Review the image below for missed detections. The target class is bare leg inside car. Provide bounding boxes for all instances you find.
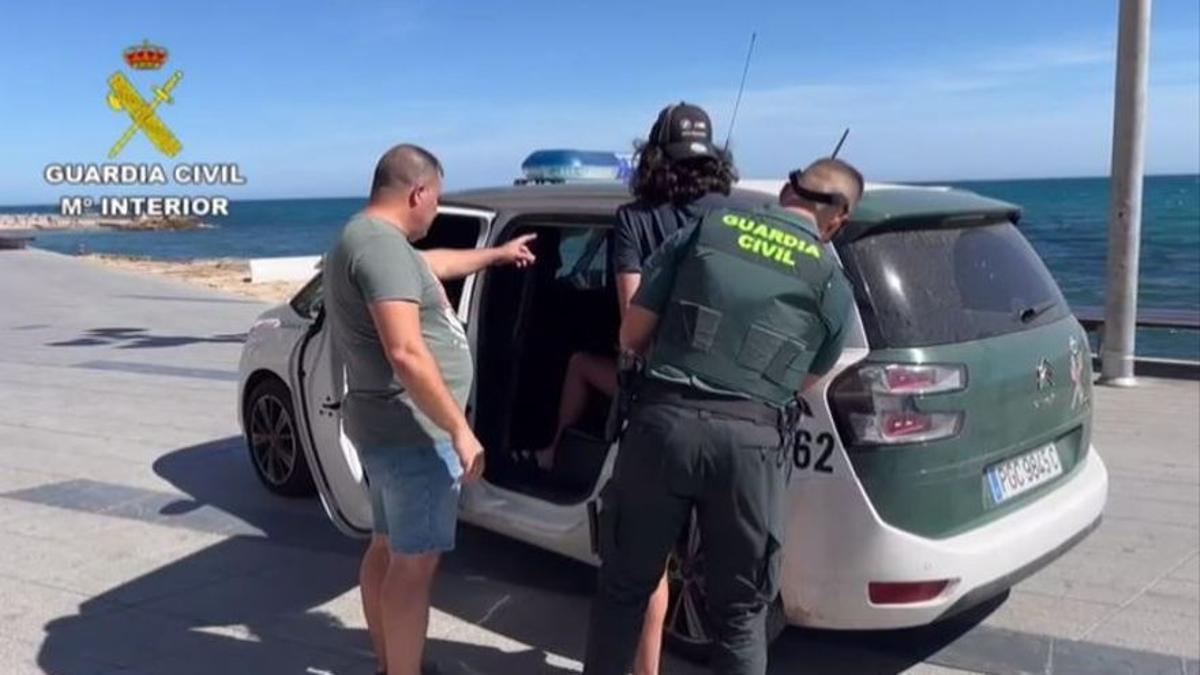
[633,570,670,675]
[535,352,617,469]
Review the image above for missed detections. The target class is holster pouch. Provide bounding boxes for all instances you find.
[604,367,642,443]
[595,480,620,561]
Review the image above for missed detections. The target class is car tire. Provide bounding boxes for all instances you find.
[244,377,315,497]
[664,512,787,662]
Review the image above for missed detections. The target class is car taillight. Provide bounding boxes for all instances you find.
[859,363,965,395]
[830,362,966,447]
[849,410,963,444]
[868,579,955,605]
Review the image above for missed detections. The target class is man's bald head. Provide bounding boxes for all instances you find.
[365,144,444,239]
[369,144,444,203]
[796,157,864,212]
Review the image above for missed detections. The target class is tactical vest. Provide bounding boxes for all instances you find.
[645,205,836,406]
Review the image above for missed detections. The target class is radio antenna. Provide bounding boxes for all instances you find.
[723,31,757,151]
[830,127,851,158]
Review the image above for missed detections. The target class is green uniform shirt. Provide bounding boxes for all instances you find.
[633,208,853,396]
[324,214,474,448]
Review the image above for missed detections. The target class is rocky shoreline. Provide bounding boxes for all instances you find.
[0,213,209,232]
[81,254,306,303]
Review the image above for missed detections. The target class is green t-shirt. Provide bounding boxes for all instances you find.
[324,214,474,448]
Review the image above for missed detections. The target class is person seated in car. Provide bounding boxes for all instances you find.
[530,100,737,675]
[534,157,864,471]
[532,102,739,472]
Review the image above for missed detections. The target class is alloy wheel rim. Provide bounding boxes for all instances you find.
[666,514,712,646]
[249,394,296,486]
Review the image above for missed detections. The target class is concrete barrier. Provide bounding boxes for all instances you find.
[248,255,321,283]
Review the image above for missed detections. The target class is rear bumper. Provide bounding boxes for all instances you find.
[779,446,1109,629]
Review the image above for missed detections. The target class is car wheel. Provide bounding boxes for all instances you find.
[664,512,787,662]
[244,377,315,497]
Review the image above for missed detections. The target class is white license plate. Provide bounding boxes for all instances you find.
[986,444,1063,505]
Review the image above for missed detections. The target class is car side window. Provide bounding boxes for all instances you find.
[290,273,323,319]
[414,213,487,308]
[556,227,609,289]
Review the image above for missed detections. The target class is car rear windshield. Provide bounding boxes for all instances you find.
[837,221,1069,348]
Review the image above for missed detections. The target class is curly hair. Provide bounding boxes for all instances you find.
[629,142,739,204]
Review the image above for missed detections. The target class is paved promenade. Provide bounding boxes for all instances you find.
[0,249,1196,674]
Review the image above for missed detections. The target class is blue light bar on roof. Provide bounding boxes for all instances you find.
[517,149,631,185]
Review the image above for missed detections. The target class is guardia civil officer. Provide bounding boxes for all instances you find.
[542,101,741,675]
[583,158,864,675]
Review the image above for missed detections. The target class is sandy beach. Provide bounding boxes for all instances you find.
[83,254,307,303]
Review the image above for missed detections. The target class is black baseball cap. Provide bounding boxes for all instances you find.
[648,102,720,161]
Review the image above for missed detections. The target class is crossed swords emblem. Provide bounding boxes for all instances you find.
[106,70,184,158]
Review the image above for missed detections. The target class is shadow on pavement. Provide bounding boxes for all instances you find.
[47,326,247,349]
[36,437,579,674]
[36,435,1005,674]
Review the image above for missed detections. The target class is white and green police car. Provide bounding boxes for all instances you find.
[236,153,1107,655]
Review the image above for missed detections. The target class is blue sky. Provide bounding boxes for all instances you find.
[0,0,1197,203]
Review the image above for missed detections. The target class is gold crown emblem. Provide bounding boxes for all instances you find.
[123,39,168,70]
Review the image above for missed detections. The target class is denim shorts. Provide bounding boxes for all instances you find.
[358,441,463,554]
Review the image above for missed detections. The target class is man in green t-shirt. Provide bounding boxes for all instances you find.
[324,144,534,675]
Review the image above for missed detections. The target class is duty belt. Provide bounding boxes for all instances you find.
[636,379,792,428]
[636,380,805,460]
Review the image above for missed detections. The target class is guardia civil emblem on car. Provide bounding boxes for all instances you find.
[1035,358,1054,391]
[1069,336,1089,410]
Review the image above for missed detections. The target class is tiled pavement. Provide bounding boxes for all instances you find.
[1,249,1196,674]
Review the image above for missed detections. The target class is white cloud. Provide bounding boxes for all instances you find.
[980,43,1114,73]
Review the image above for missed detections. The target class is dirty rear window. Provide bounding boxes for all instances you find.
[837,221,1069,348]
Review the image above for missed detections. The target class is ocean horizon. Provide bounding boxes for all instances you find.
[5,174,1198,360]
[2,172,1198,211]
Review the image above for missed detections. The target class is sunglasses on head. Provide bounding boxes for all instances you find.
[788,169,848,209]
